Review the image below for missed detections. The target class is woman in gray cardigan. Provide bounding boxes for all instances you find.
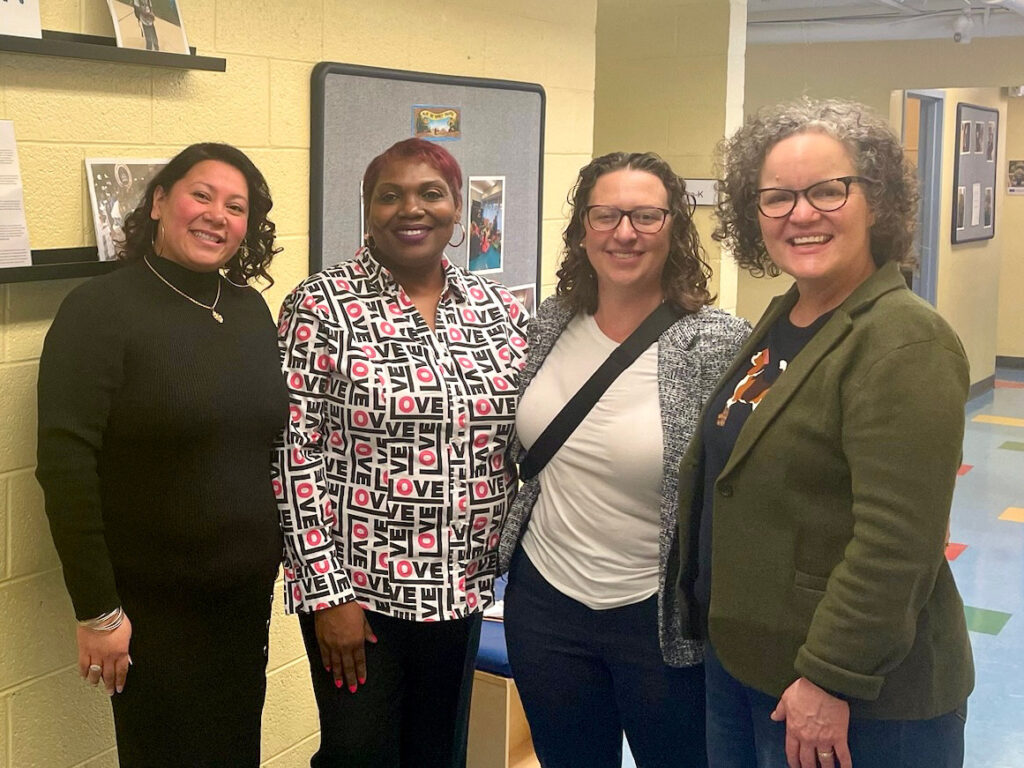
[498,152,749,768]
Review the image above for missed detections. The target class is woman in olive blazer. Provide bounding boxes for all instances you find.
[678,99,973,768]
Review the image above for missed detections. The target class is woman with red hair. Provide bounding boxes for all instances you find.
[274,138,528,767]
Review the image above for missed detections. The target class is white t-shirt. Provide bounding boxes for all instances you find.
[518,312,663,610]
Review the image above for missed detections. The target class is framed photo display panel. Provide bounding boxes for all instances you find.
[310,62,543,296]
[952,103,998,244]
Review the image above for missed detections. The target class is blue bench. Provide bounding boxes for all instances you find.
[467,575,538,768]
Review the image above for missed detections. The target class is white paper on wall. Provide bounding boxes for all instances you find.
[0,121,32,269]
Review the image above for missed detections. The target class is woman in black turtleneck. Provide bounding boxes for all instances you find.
[36,143,288,766]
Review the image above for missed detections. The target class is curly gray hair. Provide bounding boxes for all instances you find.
[712,97,918,277]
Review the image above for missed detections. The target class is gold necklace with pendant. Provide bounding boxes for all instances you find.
[144,256,224,323]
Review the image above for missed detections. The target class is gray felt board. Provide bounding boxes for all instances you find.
[310,62,544,293]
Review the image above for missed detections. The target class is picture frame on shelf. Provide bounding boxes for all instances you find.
[0,0,42,39]
[105,0,190,55]
[86,158,168,261]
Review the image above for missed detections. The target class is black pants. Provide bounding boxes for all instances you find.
[110,580,275,767]
[300,609,483,768]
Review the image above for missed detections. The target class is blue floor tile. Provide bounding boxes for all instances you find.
[950,370,1024,767]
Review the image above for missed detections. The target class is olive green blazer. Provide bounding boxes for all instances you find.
[675,262,974,719]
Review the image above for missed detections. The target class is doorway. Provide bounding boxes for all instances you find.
[903,90,944,306]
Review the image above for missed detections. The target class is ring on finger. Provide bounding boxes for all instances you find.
[817,749,835,760]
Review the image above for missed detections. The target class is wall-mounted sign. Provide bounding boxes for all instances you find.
[684,178,719,207]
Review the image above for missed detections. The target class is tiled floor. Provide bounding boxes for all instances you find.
[621,367,1024,767]
[952,367,1024,767]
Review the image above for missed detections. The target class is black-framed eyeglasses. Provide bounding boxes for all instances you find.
[585,205,671,233]
[755,176,879,218]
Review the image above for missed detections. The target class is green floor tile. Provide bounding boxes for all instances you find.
[963,606,1012,635]
[999,441,1024,452]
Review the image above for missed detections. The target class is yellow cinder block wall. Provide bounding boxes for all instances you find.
[0,2,597,766]
[741,38,1020,384]
[933,87,1006,387]
[593,0,745,310]
[1000,96,1024,360]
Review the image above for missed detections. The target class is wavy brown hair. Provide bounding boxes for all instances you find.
[119,142,281,286]
[712,97,918,277]
[556,152,713,315]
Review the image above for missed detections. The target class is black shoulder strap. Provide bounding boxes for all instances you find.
[520,302,680,481]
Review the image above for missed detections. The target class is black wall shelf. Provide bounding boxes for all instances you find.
[0,29,225,284]
[1,248,119,285]
[0,30,226,71]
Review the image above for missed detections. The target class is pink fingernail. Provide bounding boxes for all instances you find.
[324,664,331,671]
[334,679,342,689]
[348,684,357,693]
[358,675,366,685]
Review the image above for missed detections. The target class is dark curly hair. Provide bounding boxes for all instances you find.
[712,97,918,277]
[556,152,713,315]
[119,142,281,286]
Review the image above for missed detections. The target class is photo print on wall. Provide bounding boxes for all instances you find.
[508,283,536,316]
[412,106,461,141]
[1009,160,1024,195]
[467,176,504,274]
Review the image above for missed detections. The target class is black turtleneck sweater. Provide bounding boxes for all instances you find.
[36,257,289,619]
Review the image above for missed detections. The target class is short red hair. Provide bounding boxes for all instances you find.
[362,138,463,219]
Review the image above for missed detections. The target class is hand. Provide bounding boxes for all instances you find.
[77,614,132,695]
[313,602,377,693]
[770,677,853,768]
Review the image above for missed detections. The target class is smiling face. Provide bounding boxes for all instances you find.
[150,159,249,273]
[583,168,671,304]
[758,132,876,296]
[367,158,460,279]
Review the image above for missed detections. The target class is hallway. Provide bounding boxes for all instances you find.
[953,368,1024,766]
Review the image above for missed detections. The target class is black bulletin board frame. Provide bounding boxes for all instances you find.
[951,102,998,244]
[309,62,544,294]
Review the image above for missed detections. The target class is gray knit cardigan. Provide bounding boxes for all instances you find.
[498,295,750,667]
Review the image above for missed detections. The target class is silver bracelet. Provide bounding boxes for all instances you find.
[77,607,125,632]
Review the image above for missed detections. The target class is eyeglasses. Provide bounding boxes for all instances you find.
[755,176,879,218]
[585,205,671,233]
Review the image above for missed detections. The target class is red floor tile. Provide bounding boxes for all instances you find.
[994,380,1024,389]
[946,542,968,561]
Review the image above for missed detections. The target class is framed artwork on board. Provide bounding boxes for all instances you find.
[951,103,998,244]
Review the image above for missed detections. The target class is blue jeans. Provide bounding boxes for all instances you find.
[504,550,707,768]
[704,642,967,767]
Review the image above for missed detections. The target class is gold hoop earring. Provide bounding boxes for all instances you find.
[151,222,164,255]
[448,221,467,249]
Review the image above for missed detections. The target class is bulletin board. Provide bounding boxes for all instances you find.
[310,62,545,298]
[951,102,998,244]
